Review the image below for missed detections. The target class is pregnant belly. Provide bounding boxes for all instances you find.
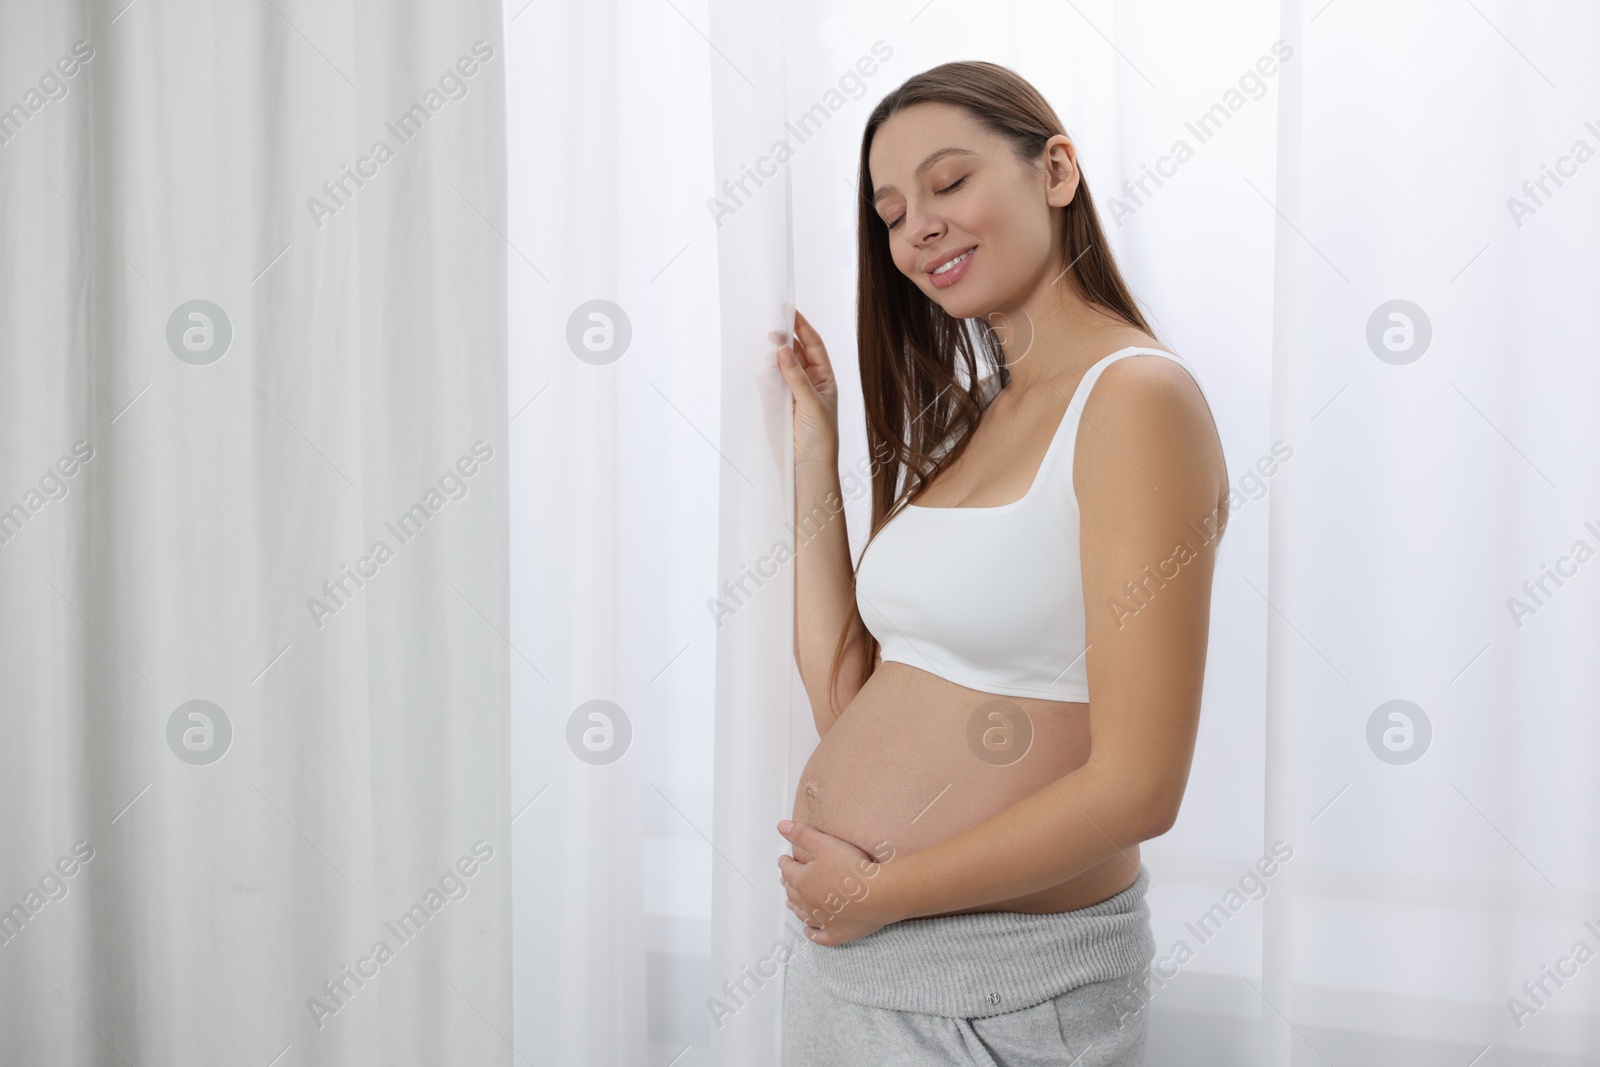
[791,661,1139,915]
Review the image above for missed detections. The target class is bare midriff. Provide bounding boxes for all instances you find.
[791,659,1138,917]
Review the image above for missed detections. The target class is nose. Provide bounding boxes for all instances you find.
[907,226,947,272]
[900,202,946,251]
[910,217,945,248]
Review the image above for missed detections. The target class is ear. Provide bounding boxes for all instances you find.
[1042,133,1080,208]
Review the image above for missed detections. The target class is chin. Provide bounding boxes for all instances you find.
[930,290,990,322]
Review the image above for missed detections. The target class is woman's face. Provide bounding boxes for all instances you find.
[868,102,1075,321]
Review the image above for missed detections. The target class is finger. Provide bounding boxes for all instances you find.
[792,313,828,361]
[793,310,823,350]
[788,902,820,928]
[783,821,822,854]
[793,337,828,377]
[785,332,814,372]
[792,341,832,386]
[776,346,821,401]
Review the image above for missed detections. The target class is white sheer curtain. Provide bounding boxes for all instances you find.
[10,0,1591,1064]
[506,0,1275,1060]
[506,2,1600,1064]
[1263,1,1600,1062]
[0,2,511,1065]
[505,0,796,1062]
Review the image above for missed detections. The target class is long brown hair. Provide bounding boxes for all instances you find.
[825,60,1157,715]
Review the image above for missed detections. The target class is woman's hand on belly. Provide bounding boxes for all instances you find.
[776,819,901,946]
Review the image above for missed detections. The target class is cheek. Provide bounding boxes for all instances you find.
[888,243,928,287]
[887,238,917,277]
[970,206,1046,285]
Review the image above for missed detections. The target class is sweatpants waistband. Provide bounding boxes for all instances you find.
[792,864,1154,1019]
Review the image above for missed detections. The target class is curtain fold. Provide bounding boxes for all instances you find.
[506,1,644,1064]
[503,0,766,1063]
[1263,0,1600,1061]
[705,1,798,1065]
[0,2,510,1064]
[9,2,1598,1064]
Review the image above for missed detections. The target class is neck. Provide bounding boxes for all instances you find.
[986,276,1131,392]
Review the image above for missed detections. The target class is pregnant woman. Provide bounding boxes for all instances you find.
[774,61,1228,1066]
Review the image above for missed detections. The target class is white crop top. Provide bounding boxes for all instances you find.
[854,347,1209,702]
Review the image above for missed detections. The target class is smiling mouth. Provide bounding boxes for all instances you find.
[927,246,975,289]
[929,247,974,275]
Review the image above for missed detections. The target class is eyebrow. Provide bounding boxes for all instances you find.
[871,147,978,206]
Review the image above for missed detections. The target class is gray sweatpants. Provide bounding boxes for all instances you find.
[782,865,1155,1066]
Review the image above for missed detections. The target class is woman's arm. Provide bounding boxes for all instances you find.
[793,447,875,737]
[779,355,1227,933]
[779,310,873,739]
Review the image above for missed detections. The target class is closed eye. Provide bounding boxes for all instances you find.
[885,177,966,231]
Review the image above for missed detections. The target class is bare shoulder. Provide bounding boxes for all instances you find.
[1094,348,1203,406]
[1083,350,1214,436]
[1074,351,1226,507]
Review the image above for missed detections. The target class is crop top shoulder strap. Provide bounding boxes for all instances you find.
[999,345,1210,519]
[1050,346,1210,490]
